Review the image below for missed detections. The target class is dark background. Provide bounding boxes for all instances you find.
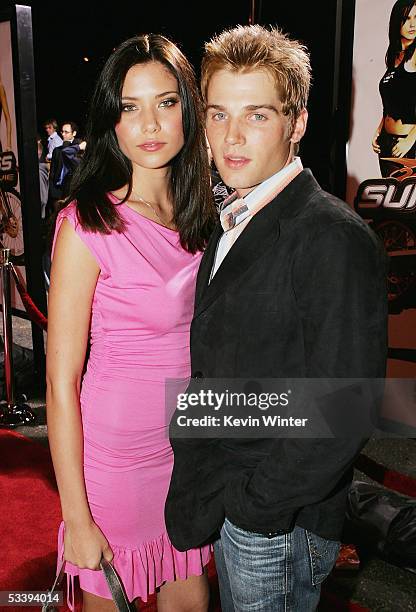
[24,0,352,194]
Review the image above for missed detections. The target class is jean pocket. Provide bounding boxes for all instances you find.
[223,518,292,595]
[305,530,340,586]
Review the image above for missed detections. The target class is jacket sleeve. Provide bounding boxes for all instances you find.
[48,146,60,186]
[61,144,81,171]
[224,218,388,533]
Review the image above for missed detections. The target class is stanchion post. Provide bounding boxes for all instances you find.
[0,248,36,427]
[2,249,16,408]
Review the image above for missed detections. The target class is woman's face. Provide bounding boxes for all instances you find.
[401,4,416,42]
[115,61,184,171]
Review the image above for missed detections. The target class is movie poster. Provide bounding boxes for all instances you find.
[346,0,416,374]
[0,19,25,312]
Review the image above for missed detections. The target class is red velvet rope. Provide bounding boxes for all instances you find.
[10,264,47,331]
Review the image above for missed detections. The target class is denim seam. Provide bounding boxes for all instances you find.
[305,529,317,586]
[284,530,292,611]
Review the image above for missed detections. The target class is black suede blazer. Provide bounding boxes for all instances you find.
[165,169,388,550]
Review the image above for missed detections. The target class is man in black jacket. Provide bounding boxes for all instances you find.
[165,25,388,611]
[47,121,80,215]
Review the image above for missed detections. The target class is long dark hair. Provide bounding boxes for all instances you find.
[66,34,215,253]
[386,0,416,68]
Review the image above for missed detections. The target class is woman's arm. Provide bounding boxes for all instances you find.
[46,219,113,569]
[372,117,384,154]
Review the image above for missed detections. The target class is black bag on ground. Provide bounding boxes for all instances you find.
[345,480,416,573]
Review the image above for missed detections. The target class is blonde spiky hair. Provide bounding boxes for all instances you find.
[201,24,311,131]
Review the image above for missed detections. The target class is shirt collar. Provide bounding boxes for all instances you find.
[220,157,303,232]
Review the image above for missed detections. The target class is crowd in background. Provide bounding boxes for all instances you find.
[37,118,86,287]
[38,118,86,218]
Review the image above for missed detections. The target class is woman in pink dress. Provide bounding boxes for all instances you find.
[46,34,215,611]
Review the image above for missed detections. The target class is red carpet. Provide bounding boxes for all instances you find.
[0,430,220,611]
[1,429,396,611]
[0,430,62,611]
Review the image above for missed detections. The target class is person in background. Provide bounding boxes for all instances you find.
[46,33,215,611]
[37,135,51,290]
[59,138,87,197]
[37,135,49,218]
[47,121,79,214]
[44,118,63,161]
[166,24,388,611]
[372,0,416,177]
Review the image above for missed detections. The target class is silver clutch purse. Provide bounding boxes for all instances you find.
[41,556,132,612]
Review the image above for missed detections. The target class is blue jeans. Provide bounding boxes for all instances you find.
[213,518,340,611]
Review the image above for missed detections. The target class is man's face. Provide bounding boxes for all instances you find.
[205,68,307,197]
[45,123,55,136]
[61,124,75,142]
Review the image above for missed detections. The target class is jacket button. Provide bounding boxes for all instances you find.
[193,371,204,379]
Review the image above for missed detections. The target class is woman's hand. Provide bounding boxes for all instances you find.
[64,519,113,570]
[391,133,416,157]
[372,130,381,154]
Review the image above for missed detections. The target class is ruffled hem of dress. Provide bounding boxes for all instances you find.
[57,521,212,607]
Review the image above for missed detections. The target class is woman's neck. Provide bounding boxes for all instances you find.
[401,37,414,51]
[130,168,171,206]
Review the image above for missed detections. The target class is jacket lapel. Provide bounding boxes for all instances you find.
[195,169,321,317]
[194,201,280,316]
[195,222,223,307]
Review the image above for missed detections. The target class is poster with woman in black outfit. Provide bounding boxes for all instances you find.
[372,0,416,178]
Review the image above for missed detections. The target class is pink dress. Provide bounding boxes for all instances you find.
[52,197,210,607]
